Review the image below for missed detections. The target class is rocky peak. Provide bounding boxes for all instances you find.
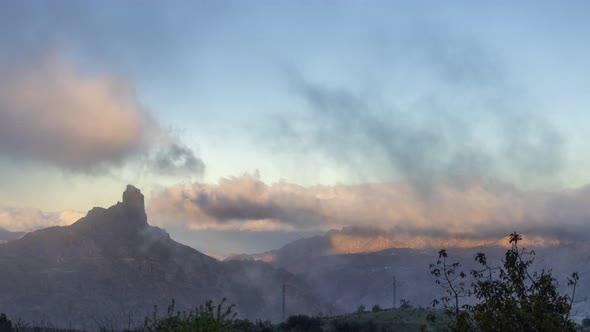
[122,185,145,211]
[71,185,148,233]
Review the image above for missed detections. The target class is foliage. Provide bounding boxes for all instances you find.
[356,305,366,314]
[0,307,447,332]
[280,315,322,332]
[326,308,444,332]
[232,319,274,332]
[429,249,471,331]
[0,314,12,332]
[144,298,237,332]
[583,317,590,328]
[400,299,413,310]
[371,305,382,313]
[430,232,579,332]
[329,319,377,332]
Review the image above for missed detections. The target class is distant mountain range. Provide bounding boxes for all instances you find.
[226,230,447,311]
[2,185,590,328]
[0,227,24,243]
[0,186,330,329]
[227,229,590,319]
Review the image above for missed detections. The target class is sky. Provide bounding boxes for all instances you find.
[1,1,590,254]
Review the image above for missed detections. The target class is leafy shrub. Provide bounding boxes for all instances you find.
[330,319,378,332]
[231,319,274,332]
[400,299,413,310]
[144,298,237,332]
[430,232,579,331]
[281,315,322,332]
[0,313,12,332]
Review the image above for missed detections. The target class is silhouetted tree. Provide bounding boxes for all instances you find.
[400,299,413,310]
[430,232,579,331]
[0,313,12,332]
[429,249,471,331]
[371,304,382,312]
[356,305,366,314]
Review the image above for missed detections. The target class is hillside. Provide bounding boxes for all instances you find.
[229,230,590,318]
[0,186,330,329]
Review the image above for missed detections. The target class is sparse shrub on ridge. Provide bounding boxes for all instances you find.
[144,298,237,332]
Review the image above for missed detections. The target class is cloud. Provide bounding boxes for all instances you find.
[149,141,206,176]
[148,173,590,245]
[148,172,318,232]
[270,27,564,192]
[0,207,84,231]
[0,54,204,175]
[284,75,562,193]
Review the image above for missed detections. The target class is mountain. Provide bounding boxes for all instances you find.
[229,229,590,318]
[0,227,24,243]
[228,234,443,311]
[0,186,330,329]
[226,228,435,274]
[226,227,530,273]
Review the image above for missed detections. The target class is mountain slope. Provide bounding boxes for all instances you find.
[230,230,590,316]
[0,186,329,328]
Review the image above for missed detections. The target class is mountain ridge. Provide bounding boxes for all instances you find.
[226,228,590,315]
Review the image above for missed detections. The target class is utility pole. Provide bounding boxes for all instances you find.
[282,283,286,321]
[393,276,397,309]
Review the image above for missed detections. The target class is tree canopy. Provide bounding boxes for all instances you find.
[430,232,578,332]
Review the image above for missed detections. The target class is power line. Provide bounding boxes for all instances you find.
[393,276,397,309]
[282,283,286,322]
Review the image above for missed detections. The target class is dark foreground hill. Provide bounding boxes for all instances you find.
[0,186,329,329]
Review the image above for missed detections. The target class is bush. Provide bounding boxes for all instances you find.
[0,313,12,332]
[371,304,382,313]
[400,299,413,310]
[356,305,366,314]
[430,232,578,331]
[330,319,378,332]
[144,298,237,332]
[282,315,322,332]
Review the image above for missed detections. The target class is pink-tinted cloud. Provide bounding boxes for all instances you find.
[148,173,590,245]
[0,54,203,175]
[0,206,84,231]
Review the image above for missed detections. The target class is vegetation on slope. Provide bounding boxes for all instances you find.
[0,233,587,331]
[430,232,580,331]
